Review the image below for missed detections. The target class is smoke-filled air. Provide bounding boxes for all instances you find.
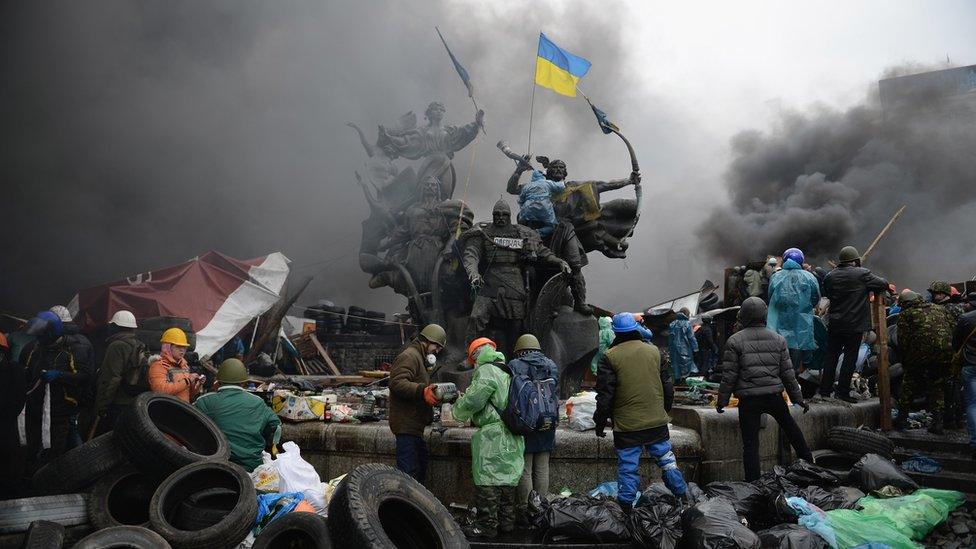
[1,1,973,314]
[698,67,976,289]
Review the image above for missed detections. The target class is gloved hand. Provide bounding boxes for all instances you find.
[797,401,810,414]
[469,275,483,292]
[595,425,606,438]
[715,405,725,414]
[41,370,62,382]
[423,385,440,407]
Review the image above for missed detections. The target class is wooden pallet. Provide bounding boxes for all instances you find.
[290,332,341,376]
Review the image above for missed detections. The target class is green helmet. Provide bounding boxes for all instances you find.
[216,358,249,384]
[838,246,860,263]
[928,281,951,295]
[418,323,447,347]
[514,334,541,353]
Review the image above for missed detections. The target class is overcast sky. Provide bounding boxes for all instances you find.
[1,1,973,315]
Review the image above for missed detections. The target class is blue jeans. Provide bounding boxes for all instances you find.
[615,439,687,506]
[395,434,428,484]
[962,366,976,446]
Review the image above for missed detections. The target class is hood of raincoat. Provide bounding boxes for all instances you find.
[782,258,802,270]
[738,297,767,328]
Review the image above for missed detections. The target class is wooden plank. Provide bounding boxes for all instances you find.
[308,333,342,376]
[873,297,892,431]
[861,205,906,263]
[244,276,313,365]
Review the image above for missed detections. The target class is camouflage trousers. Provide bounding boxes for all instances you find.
[899,362,947,413]
[473,485,517,534]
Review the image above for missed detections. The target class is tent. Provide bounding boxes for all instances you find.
[69,251,290,358]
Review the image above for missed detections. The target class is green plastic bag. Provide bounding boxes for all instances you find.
[857,488,964,540]
[825,509,918,549]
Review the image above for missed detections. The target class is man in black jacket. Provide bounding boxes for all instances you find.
[819,246,889,402]
[717,297,812,481]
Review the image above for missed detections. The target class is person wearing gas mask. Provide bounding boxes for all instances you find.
[388,323,447,484]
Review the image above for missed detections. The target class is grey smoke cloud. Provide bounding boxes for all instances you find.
[697,73,976,288]
[1,1,672,315]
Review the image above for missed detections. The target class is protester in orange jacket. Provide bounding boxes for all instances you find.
[149,328,201,402]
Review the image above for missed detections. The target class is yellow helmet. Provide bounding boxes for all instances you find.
[160,327,189,347]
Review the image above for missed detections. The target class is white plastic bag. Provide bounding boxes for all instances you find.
[249,452,280,493]
[274,441,327,514]
[567,391,597,431]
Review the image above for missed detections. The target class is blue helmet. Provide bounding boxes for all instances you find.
[611,312,638,333]
[783,247,804,265]
[27,311,64,338]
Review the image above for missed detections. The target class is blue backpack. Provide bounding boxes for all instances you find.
[496,355,559,436]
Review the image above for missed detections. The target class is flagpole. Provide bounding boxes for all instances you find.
[527,66,537,156]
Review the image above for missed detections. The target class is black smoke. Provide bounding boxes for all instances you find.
[697,67,976,289]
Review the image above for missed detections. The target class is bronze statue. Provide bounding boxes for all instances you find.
[461,198,570,355]
[378,102,483,200]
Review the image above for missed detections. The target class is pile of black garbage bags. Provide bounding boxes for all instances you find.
[527,455,920,549]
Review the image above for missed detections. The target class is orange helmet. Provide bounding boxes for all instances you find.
[0,332,7,349]
[467,337,497,366]
[632,313,644,324]
[951,286,961,297]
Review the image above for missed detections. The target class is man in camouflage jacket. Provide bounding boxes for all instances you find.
[896,290,955,434]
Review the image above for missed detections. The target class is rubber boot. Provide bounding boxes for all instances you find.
[928,411,945,435]
[570,272,593,315]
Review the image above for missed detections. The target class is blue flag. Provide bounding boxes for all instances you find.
[436,27,473,98]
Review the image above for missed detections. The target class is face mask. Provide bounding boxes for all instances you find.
[426,354,437,366]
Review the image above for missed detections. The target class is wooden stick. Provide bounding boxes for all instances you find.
[308,332,342,376]
[244,276,313,365]
[873,297,892,431]
[861,205,906,263]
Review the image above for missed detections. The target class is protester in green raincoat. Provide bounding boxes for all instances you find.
[453,348,524,540]
[590,316,615,374]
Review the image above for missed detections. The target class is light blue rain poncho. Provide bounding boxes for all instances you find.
[767,259,821,351]
[669,312,699,381]
[517,170,565,237]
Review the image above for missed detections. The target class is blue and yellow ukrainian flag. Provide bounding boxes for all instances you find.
[534,33,591,97]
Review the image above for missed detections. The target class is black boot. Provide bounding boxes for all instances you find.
[893,409,908,430]
[570,272,593,315]
[928,411,945,435]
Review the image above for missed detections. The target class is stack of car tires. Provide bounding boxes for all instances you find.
[5,392,332,548]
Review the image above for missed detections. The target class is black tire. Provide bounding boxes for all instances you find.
[20,520,65,549]
[115,393,230,478]
[0,495,88,534]
[827,426,894,459]
[30,434,126,495]
[148,461,256,549]
[253,513,332,549]
[72,526,170,549]
[327,463,468,549]
[811,449,861,481]
[88,466,158,529]
[170,488,239,531]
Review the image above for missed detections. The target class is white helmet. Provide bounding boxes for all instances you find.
[109,310,137,329]
[49,305,73,323]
